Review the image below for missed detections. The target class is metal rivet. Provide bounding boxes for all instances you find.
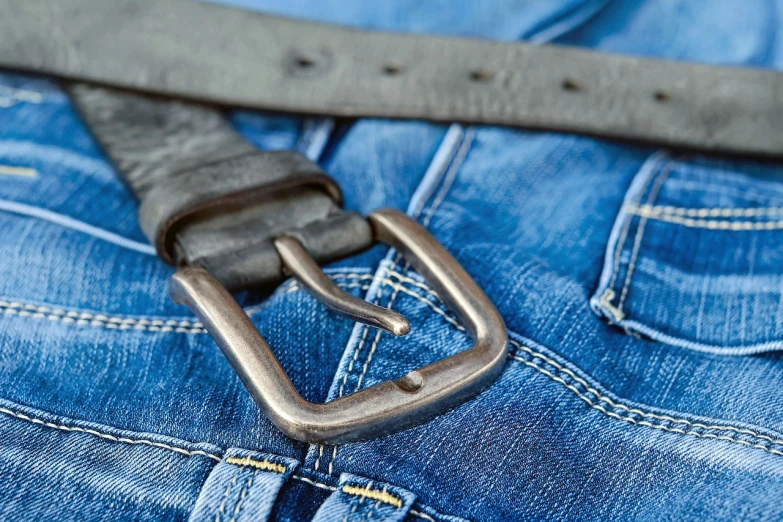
[395,371,424,393]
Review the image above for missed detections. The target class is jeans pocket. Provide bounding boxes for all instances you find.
[591,152,783,355]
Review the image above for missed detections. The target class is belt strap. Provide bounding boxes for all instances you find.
[67,84,372,290]
[4,0,783,157]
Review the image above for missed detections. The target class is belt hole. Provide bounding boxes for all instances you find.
[383,63,404,76]
[561,78,581,92]
[295,55,317,69]
[654,90,671,102]
[469,69,494,82]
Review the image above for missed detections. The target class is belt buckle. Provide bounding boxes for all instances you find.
[170,208,507,444]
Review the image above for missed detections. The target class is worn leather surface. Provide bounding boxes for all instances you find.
[4,0,783,156]
[68,84,372,290]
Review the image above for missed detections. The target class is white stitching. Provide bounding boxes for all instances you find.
[632,204,783,218]
[420,128,477,228]
[617,160,676,311]
[4,273,782,458]
[369,277,783,451]
[0,406,221,461]
[624,204,783,230]
[0,272,375,335]
[606,151,668,292]
[510,355,783,457]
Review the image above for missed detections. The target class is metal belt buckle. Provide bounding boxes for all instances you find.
[170,209,507,444]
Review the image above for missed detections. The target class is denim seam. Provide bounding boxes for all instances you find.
[216,471,241,522]
[316,287,385,474]
[229,473,255,522]
[622,204,783,230]
[0,401,454,520]
[0,405,222,460]
[616,159,676,312]
[604,151,670,295]
[0,272,375,334]
[629,204,783,218]
[319,126,477,476]
[362,281,783,453]
[7,275,782,449]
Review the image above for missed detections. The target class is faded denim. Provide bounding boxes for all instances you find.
[1,0,783,520]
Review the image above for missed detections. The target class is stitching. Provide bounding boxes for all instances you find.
[360,279,783,450]
[5,275,782,452]
[510,354,783,457]
[331,287,402,475]
[420,128,477,228]
[617,160,676,311]
[409,510,437,522]
[0,199,157,255]
[0,165,37,178]
[0,406,222,461]
[631,204,783,218]
[289,476,443,521]
[316,283,383,473]
[605,151,668,292]
[3,277,781,473]
[229,473,255,522]
[0,85,44,104]
[624,204,783,230]
[341,484,403,509]
[291,474,337,491]
[215,471,240,522]
[0,272,375,335]
[342,502,361,522]
[225,456,286,474]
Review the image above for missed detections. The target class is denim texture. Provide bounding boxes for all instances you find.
[1,0,783,520]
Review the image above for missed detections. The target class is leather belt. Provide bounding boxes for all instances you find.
[64,84,509,445]
[3,0,783,157]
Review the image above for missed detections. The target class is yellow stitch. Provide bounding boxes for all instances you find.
[225,456,286,474]
[0,165,37,178]
[341,484,403,509]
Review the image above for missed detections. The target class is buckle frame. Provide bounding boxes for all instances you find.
[170,208,507,444]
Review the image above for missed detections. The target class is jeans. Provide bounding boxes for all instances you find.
[1,0,783,520]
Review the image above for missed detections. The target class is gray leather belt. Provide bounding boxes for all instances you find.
[4,0,783,157]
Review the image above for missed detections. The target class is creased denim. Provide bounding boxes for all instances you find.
[1,0,783,521]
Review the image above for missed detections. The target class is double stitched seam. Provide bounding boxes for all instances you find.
[229,473,255,522]
[599,154,673,322]
[616,159,676,312]
[4,277,782,455]
[325,127,477,476]
[624,204,783,230]
[215,471,241,522]
[0,272,374,334]
[630,204,783,218]
[0,406,222,461]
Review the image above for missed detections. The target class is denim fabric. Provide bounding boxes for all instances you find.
[1,0,783,521]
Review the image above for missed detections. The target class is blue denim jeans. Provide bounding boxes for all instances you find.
[2,1,783,520]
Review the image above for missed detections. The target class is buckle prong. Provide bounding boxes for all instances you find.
[170,209,507,444]
[273,235,410,336]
